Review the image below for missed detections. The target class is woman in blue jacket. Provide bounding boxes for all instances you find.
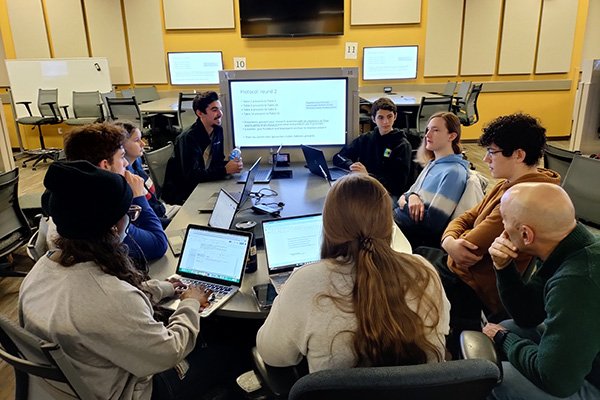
[394,112,469,247]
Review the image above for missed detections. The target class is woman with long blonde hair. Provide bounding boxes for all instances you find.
[394,112,469,247]
[256,174,450,371]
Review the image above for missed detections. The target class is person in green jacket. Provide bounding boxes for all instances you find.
[484,182,600,399]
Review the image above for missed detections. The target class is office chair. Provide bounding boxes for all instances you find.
[430,81,457,97]
[144,142,174,199]
[249,331,501,400]
[105,96,145,127]
[121,88,134,98]
[0,314,95,400]
[63,91,104,126]
[177,92,197,132]
[543,144,581,183]
[15,89,63,170]
[561,155,600,228]
[133,86,160,104]
[455,83,483,126]
[403,97,453,149]
[453,81,472,111]
[0,168,33,278]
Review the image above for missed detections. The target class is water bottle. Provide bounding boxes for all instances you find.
[229,147,242,160]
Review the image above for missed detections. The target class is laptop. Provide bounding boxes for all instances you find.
[166,224,252,317]
[208,189,239,229]
[262,214,323,293]
[238,145,284,184]
[301,144,349,181]
[232,157,261,207]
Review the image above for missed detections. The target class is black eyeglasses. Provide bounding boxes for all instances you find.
[485,148,504,157]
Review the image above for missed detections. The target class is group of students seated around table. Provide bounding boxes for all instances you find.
[16,90,600,399]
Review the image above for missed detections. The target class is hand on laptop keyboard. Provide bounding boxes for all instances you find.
[180,285,213,310]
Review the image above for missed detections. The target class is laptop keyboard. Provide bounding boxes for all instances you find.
[238,167,272,183]
[329,167,347,180]
[180,278,236,317]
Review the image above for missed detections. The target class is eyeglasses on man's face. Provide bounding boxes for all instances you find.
[485,148,504,157]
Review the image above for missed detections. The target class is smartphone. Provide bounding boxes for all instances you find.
[252,283,278,310]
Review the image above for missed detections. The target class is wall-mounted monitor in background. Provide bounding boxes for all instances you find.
[239,0,344,38]
[362,46,418,81]
[167,52,223,85]
[227,78,347,147]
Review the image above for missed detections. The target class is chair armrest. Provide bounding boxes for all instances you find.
[460,330,503,382]
[251,347,307,398]
[60,105,70,119]
[41,102,63,121]
[16,101,33,116]
[96,104,105,121]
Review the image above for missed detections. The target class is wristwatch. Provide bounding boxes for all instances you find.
[493,329,510,346]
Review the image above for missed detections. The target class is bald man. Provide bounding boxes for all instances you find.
[483,183,600,399]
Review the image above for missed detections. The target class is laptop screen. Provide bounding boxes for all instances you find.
[208,189,238,229]
[177,225,251,284]
[262,214,323,272]
[239,157,261,207]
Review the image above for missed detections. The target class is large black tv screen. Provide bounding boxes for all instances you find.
[239,0,344,38]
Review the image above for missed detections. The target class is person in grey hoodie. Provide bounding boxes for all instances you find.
[394,112,469,247]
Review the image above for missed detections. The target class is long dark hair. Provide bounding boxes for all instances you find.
[321,174,444,366]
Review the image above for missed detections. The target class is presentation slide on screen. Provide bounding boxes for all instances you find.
[363,47,418,80]
[168,52,223,85]
[230,79,347,147]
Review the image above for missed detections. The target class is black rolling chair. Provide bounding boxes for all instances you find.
[0,168,33,278]
[144,142,174,199]
[62,91,105,126]
[403,96,453,149]
[0,314,95,400]
[248,331,501,400]
[455,83,483,127]
[176,92,197,133]
[543,144,580,183]
[452,81,472,112]
[15,89,63,170]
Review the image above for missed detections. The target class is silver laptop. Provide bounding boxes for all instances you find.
[232,157,261,206]
[262,214,323,293]
[208,189,239,229]
[166,224,252,317]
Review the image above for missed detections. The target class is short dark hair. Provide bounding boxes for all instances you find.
[113,121,137,138]
[370,97,397,118]
[192,91,219,114]
[64,122,126,166]
[479,113,546,166]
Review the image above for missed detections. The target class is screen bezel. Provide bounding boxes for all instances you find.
[167,51,224,85]
[362,45,419,81]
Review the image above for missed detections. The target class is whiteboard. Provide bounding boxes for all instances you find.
[6,58,112,118]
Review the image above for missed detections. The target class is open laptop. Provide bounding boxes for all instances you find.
[208,189,239,229]
[238,145,285,184]
[166,224,252,317]
[301,144,349,181]
[262,214,323,293]
[232,157,261,206]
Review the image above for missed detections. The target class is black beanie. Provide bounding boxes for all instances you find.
[42,160,133,240]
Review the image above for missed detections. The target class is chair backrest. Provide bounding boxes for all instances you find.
[543,144,579,182]
[133,86,160,103]
[0,314,95,400]
[144,142,174,197]
[561,155,600,227]
[451,169,488,220]
[288,359,500,400]
[416,97,453,133]
[442,81,457,97]
[0,168,32,259]
[37,89,60,119]
[71,91,103,119]
[456,81,472,105]
[120,88,134,98]
[177,92,197,131]
[462,83,483,126]
[105,96,143,127]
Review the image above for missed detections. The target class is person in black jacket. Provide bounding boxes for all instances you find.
[333,97,411,198]
[161,91,243,205]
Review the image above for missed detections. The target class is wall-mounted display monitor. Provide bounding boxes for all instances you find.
[167,52,223,85]
[219,68,358,148]
[239,0,344,38]
[362,46,418,81]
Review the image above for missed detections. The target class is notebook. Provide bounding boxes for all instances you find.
[208,189,239,229]
[165,224,252,317]
[301,144,349,181]
[262,214,323,293]
[232,157,261,207]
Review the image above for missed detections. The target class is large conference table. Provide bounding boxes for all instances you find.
[149,164,411,319]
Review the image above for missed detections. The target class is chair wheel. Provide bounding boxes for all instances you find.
[22,162,27,168]
[32,167,37,171]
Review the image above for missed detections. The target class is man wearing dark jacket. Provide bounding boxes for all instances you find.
[333,97,411,197]
[162,91,243,205]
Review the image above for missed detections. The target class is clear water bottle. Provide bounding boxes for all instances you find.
[229,147,242,160]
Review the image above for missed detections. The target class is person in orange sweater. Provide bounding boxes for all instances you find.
[416,113,560,353]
